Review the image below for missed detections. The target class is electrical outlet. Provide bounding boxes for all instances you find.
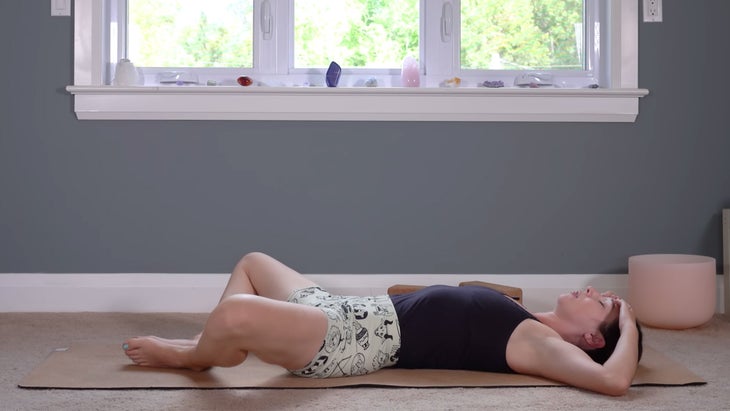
[643,0,663,23]
[51,0,71,16]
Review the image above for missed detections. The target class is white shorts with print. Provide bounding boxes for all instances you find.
[286,287,401,378]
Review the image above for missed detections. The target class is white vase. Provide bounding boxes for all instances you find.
[113,59,139,86]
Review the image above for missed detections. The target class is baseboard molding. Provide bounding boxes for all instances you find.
[0,273,725,313]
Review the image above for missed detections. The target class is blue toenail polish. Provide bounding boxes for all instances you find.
[122,343,129,350]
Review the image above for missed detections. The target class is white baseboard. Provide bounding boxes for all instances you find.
[0,273,725,314]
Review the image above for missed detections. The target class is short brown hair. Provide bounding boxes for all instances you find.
[586,317,643,364]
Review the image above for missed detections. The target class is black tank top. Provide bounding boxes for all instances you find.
[390,285,537,373]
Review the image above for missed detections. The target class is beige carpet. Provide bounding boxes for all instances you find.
[3,313,729,411]
[18,343,703,389]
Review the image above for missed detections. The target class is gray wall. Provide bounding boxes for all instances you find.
[1,1,729,274]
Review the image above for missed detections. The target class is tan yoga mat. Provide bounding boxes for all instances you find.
[18,343,704,389]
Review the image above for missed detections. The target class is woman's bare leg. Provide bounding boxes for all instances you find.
[124,293,328,371]
[124,252,324,370]
[218,251,318,302]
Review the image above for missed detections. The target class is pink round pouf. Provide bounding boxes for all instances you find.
[628,254,716,329]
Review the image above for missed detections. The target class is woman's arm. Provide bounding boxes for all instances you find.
[510,300,640,396]
[601,299,640,387]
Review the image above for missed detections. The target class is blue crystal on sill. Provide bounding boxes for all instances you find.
[326,61,341,87]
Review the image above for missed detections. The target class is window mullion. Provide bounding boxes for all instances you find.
[584,0,601,82]
[423,0,458,86]
[253,0,288,75]
[111,0,127,68]
[276,0,291,75]
[253,0,272,74]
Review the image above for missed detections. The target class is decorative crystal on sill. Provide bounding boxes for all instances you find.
[237,76,253,86]
[364,77,378,87]
[157,71,198,85]
[514,73,553,87]
[326,61,342,87]
[400,56,420,87]
[481,80,505,88]
[439,77,461,88]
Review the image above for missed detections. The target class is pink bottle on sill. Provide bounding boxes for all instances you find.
[401,56,420,87]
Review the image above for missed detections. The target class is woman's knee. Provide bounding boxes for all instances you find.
[233,252,271,280]
[237,251,270,269]
[230,252,261,277]
[208,295,261,339]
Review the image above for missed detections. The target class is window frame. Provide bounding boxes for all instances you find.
[67,0,648,122]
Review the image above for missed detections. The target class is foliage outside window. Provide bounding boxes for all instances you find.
[128,0,254,68]
[461,0,583,71]
[294,0,419,69]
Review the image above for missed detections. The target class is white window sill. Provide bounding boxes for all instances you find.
[65,86,648,122]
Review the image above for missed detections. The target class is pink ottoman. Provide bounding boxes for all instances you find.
[628,254,716,329]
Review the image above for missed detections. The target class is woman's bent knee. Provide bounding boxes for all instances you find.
[238,251,269,268]
[208,295,261,339]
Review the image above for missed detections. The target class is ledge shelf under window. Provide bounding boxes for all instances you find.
[65,86,648,122]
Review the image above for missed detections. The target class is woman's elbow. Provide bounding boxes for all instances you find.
[599,375,632,396]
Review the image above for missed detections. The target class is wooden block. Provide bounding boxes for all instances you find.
[386,284,427,295]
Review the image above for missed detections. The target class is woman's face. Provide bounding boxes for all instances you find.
[555,286,618,331]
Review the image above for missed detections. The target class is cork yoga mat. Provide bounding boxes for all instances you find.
[19,343,704,389]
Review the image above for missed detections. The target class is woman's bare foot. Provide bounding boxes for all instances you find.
[143,335,201,347]
[122,336,208,371]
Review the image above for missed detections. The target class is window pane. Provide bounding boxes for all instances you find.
[461,0,584,70]
[128,0,253,68]
[294,0,419,69]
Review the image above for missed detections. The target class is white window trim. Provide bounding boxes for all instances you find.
[67,0,648,122]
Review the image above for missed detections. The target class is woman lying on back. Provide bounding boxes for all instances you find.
[123,252,643,396]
